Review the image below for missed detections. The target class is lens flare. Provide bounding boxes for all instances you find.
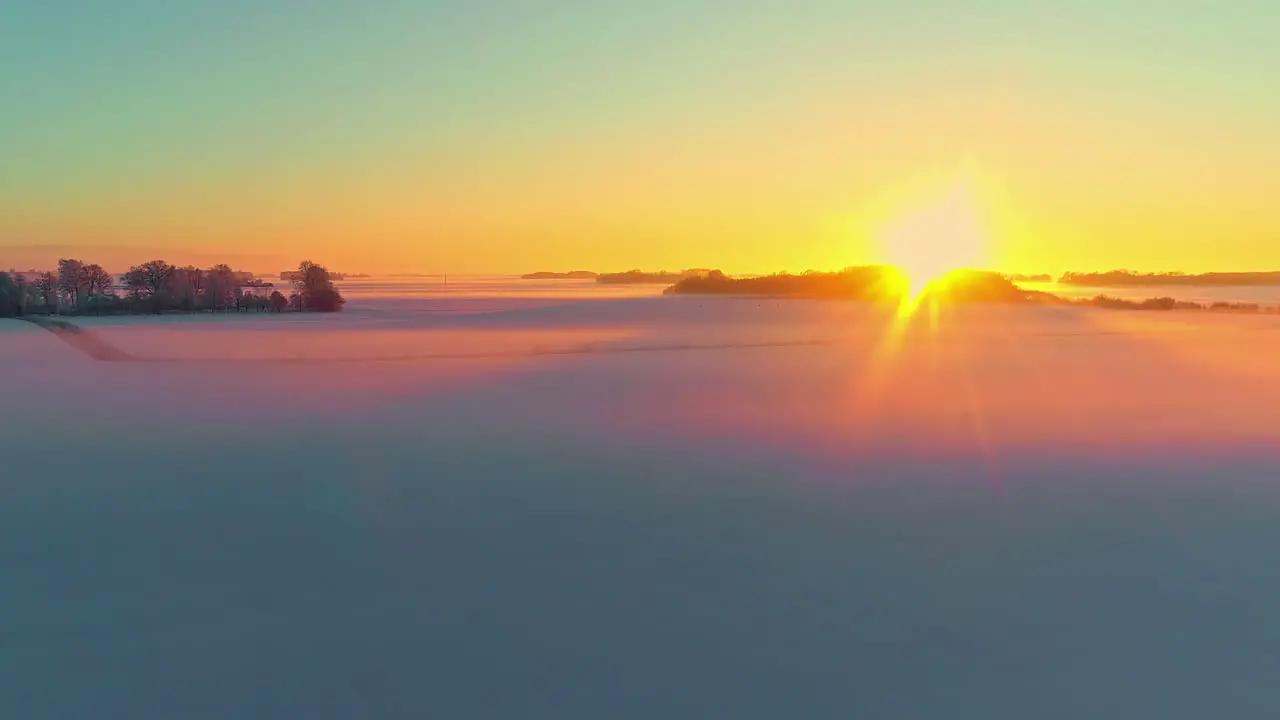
[876,183,992,313]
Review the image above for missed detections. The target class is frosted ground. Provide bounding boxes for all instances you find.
[5,277,1280,718]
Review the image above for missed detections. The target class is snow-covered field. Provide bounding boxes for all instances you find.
[5,284,1280,718]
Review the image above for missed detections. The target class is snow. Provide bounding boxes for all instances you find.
[4,286,1280,718]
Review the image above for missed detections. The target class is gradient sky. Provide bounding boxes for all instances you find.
[3,1,1278,274]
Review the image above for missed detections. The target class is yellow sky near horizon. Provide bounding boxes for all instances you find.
[7,133,1276,277]
[5,3,1279,277]
[11,86,1276,278]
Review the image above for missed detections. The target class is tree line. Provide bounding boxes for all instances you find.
[0,259,345,317]
[1057,270,1280,287]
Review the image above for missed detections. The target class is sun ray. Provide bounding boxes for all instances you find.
[846,179,1004,447]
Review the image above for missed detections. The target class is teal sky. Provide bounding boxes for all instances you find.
[3,1,1278,273]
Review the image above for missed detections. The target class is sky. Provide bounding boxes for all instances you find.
[2,0,1278,274]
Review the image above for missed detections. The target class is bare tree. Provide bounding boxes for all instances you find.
[9,271,30,315]
[81,264,114,313]
[83,264,114,295]
[290,260,324,296]
[123,260,175,313]
[168,265,205,310]
[21,274,42,312]
[34,272,58,309]
[57,258,85,312]
[204,264,240,312]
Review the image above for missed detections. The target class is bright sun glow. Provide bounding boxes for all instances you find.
[877,183,991,309]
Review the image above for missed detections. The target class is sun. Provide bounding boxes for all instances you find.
[876,183,992,306]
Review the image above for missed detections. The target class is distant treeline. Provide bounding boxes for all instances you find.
[1071,295,1275,313]
[278,271,368,280]
[1003,273,1053,283]
[667,268,1032,303]
[1058,270,1280,287]
[597,269,715,285]
[521,270,599,280]
[1,259,345,318]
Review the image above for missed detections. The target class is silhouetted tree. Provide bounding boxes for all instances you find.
[123,260,175,313]
[57,258,86,312]
[79,263,115,314]
[34,272,58,310]
[268,291,289,312]
[203,264,239,312]
[82,264,113,296]
[289,260,345,312]
[168,265,205,311]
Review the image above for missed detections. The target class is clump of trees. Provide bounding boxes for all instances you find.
[288,260,346,312]
[2,268,73,316]
[0,259,345,317]
[666,267,1030,303]
[667,267,901,299]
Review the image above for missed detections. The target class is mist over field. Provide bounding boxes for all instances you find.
[9,0,1279,713]
[5,277,1280,718]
